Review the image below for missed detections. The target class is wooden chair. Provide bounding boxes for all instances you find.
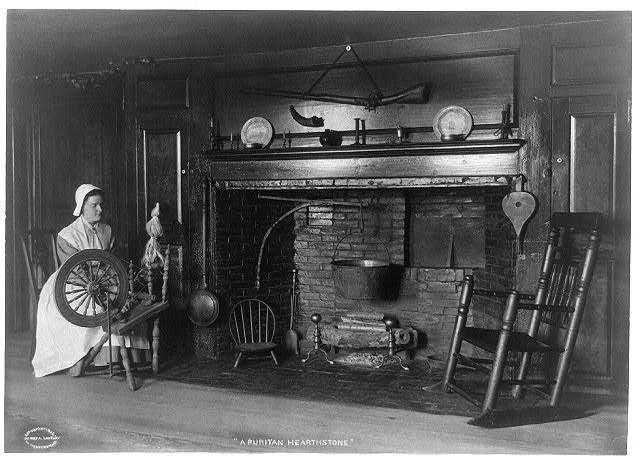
[442,212,602,416]
[228,299,279,368]
[19,229,59,357]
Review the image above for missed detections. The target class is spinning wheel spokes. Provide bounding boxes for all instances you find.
[90,296,97,316]
[65,287,88,295]
[81,262,93,281]
[80,294,91,315]
[70,269,90,285]
[66,289,90,304]
[55,249,129,328]
[94,262,110,285]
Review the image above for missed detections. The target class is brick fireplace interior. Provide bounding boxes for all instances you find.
[194,185,517,361]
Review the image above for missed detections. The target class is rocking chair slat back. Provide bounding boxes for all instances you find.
[515,212,601,403]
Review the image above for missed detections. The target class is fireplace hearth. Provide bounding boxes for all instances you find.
[193,183,516,361]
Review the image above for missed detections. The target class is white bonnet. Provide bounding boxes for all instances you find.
[73,184,103,216]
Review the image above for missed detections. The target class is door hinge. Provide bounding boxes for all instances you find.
[627,98,632,126]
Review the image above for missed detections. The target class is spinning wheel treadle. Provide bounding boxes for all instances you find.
[54,249,128,327]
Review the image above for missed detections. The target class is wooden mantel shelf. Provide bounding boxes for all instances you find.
[202,139,526,183]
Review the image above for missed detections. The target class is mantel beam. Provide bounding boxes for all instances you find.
[201,139,525,184]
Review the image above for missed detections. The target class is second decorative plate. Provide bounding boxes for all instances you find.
[433,106,473,141]
[241,117,274,148]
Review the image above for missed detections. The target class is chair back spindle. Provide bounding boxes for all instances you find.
[229,299,276,346]
[20,229,58,335]
[514,212,601,402]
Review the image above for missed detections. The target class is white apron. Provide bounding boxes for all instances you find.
[32,217,149,377]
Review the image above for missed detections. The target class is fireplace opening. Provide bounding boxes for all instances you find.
[194,186,516,362]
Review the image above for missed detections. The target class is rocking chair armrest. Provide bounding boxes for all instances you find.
[473,289,536,301]
[517,303,575,313]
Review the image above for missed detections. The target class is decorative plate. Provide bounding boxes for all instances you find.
[240,117,274,148]
[433,106,473,141]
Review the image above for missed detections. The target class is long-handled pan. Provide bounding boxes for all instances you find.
[187,178,219,326]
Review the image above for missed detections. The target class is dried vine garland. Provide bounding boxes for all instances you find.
[10,58,128,90]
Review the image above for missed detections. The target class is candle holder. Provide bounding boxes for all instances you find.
[396,125,408,143]
[495,104,513,140]
[302,313,334,365]
[353,118,361,145]
[375,316,409,371]
[360,119,367,145]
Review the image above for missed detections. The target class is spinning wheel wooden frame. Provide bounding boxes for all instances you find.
[54,247,171,391]
[54,249,129,327]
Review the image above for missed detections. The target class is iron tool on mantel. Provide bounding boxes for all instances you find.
[502,175,536,255]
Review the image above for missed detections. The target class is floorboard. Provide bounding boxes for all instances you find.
[3,333,628,453]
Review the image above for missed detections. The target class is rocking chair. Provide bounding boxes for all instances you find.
[442,212,602,418]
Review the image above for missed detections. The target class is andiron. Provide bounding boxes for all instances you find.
[375,316,409,371]
[302,313,334,365]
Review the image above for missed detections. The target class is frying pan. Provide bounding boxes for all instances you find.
[187,178,219,326]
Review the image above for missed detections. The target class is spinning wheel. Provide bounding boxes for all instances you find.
[53,246,171,391]
[54,249,129,328]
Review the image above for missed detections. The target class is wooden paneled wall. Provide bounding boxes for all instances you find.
[6,78,126,331]
[5,17,631,392]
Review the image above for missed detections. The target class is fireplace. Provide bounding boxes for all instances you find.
[193,185,516,360]
[296,187,515,358]
[192,140,523,360]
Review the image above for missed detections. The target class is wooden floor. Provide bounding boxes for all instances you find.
[3,332,628,454]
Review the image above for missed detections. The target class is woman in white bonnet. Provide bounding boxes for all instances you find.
[32,184,150,377]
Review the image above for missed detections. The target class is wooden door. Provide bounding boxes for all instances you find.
[551,94,630,390]
[135,116,190,306]
[134,114,193,357]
